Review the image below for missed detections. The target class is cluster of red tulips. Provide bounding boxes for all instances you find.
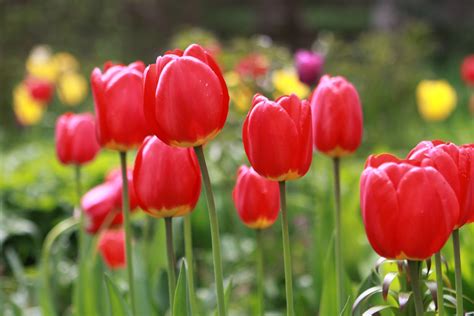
[53,42,472,315]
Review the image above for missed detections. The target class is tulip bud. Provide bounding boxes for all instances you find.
[133,136,201,218]
[232,166,280,229]
[98,229,126,269]
[143,44,229,147]
[25,77,54,103]
[311,75,363,157]
[57,72,88,106]
[243,94,312,181]
[294,50,324,86]
[55,112,100,165]
[360,154,458,260]
[461,55,474,86]
[13,83,45,126]
[416,80,457,122]
[91,61,149,151]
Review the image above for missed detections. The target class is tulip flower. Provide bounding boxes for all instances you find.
[416,80,457,122]
[26,45,58,82]
[133,136,201,218]
[225,71,254,112]
[25,77,54,103]
[461,55,474,86]
[55,113,100,166]
[13,83,45,126]
[91,61,149,151]
[243,94,312,181]
[232,165,280,229]
[235,53,269,80]
[98,229,126,269]
[272,69,310,99]
[57,72,88,106]
[310,75,363,157]
[54,52,80,73]
[294,50,324,86]
[143,44,229,147]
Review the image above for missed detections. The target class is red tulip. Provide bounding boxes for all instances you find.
[91,61,149,151]
[235,53,269,79]
[408,140,474,227]
[98,229,126,269]
[232,165,280,229]
[25,76,54,103]
[242,94,312,181]
[133,136,201,218]
[360,154,458,260]
[143,44,229,147]
[55,112,100,165]
[310,75,363,157]
[461,55,474,86]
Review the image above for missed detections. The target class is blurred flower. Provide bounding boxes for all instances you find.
[416,80,457,122]
[26,45,58,82]
[232,165,280,229]
[133,136,201,218]
[143,44,229,147]
[98,229,126,269]
[243,94,312,181]
[13,84,45,126]
[294,50,324,86]
[272,69,310,99]
[361,154,458,260]
[54,52,80,73]
[24,76,54,103]
[55,112,100,165]
[311,75,363,157]
[461,54,474,86]
[235,53,269,79]
[57,72,88,106]
[225,71,254,112]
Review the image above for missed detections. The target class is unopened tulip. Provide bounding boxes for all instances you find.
[25,77,54,103]
[91,61,149,151]
[57,72,88,106]
[232,165,280,229]
[243,94,312,181]
[461,55,474,86]
[98,229,126,269]
[408,141,474,227]
[360,154,458,260]
[13,84,45,126]
[311,75,363,157]
[416,80,457,122]
[143,44,229,147]
[294,50,324,86]
[55,113,100,165]
[133,136,201,218]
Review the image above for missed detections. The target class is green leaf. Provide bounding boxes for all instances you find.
[104,274,131,316]
[214,278,233,316]
[363,305,396,315]
[173,260,188,316]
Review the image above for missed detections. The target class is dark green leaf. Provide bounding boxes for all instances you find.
[352,286,382,314]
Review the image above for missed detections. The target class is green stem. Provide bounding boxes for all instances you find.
[119,151,136,315]
[279,181,294,316]
[452,229,463,316]
[74,165,87,316]
[184,214,198,314]
[434,252,444,316]
[408,260,424,316]
[256,229,264,316]
[194,145,226,316]
[165,217,177,309]
[332,157,343,312]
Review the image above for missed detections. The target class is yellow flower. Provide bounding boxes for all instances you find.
[225,71,254,112]
[25,45,59,82]
[54,52,80,73]
[57,72,88,106]
[272,68,310,99]
[416,80,457,122]
[13,84,45,126]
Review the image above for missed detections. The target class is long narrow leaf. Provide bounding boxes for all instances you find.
[104,274,131,316]
[173,260,188,316]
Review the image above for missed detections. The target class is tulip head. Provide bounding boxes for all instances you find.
[232,166,280,229]
[55,112,100,165]
[91,61,149,151]
[25,77,54,103]
[461,55,474,86]
[57,72,88,106]
[311,75,363,157]
[98,229,126,269]
[294,50,324,86]
[143,44,229,147]
[234,53,269,80]
[416,80,457,122]
[272,69,310,99]
[13,83,45,126]
[133,136,201,218]
[360,154,458,260]
[243,94,312,181]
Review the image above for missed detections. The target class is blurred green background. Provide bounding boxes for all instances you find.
[1,0,473,314]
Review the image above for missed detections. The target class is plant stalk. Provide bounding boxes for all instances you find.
[256,229,265,316]
[408,260,424,316]
[434,252,444,316]
[332,157,344,312]
[452,229,463,316]
[165,217,177,309]
[279,181,294,316]
[184,214,198,314]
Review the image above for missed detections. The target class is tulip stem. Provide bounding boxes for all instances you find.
[408,260,424,316]
[434,252,445,316]
[194,145,226,316]
[165,217,177,309]
[332,157,344,312]
[452,229,463,316]
[279,181,294,316]
[74,165,87,316]
[184,214,198,314]
[256,229,265,316]
[119,151,136,316]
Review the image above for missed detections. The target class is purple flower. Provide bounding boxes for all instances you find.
[294,50,324,86]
